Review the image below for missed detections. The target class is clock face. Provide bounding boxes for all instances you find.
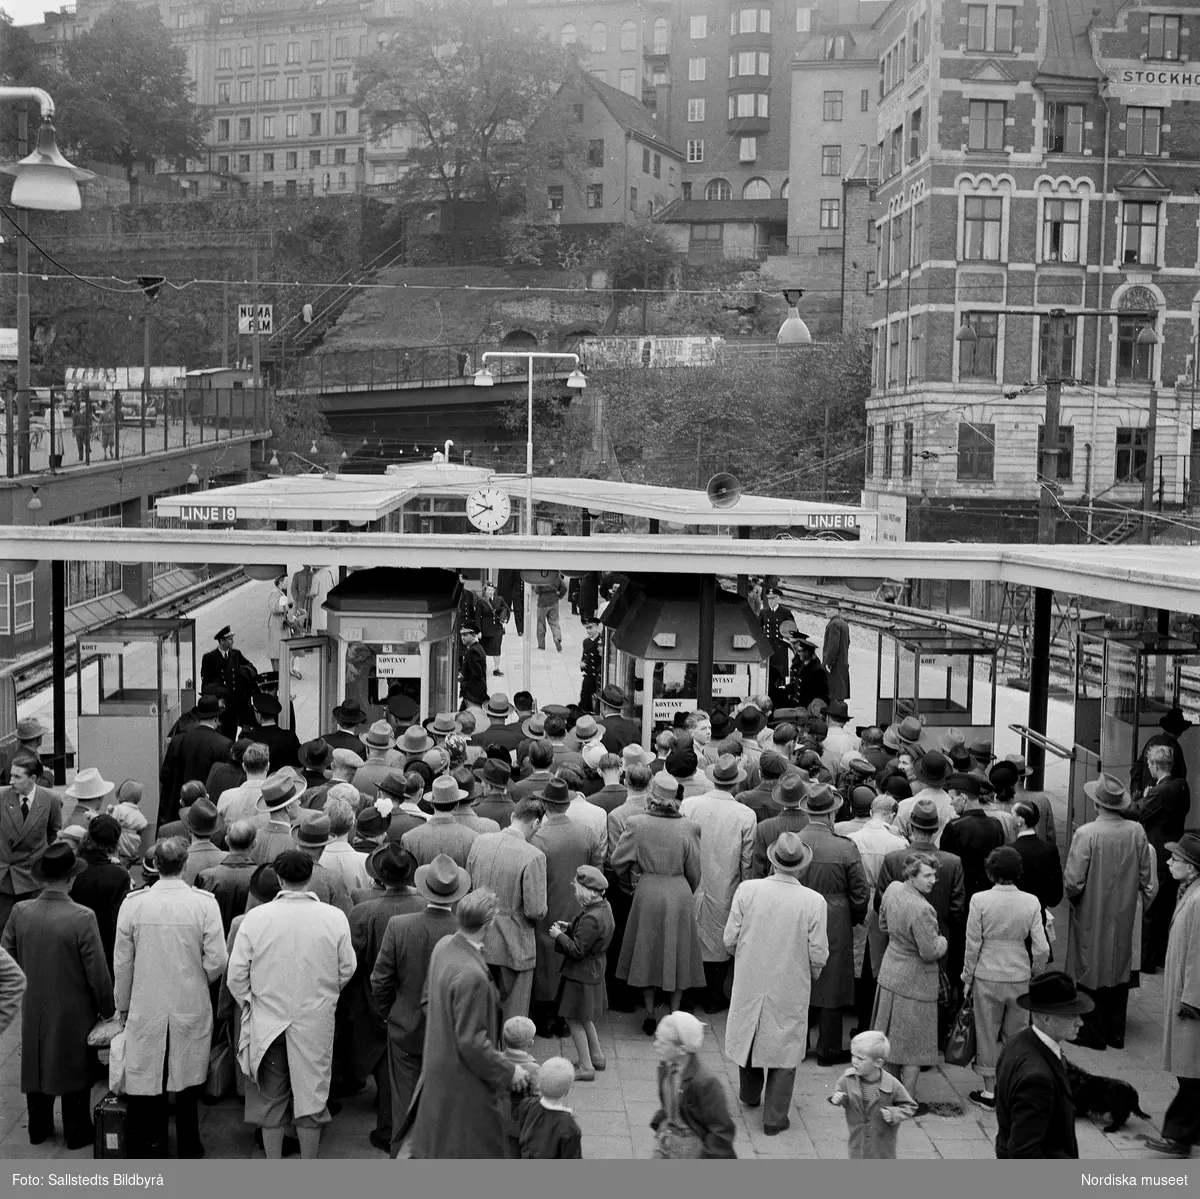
[466,487,512,533]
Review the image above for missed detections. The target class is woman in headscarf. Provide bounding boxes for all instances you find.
[610,772,706,1034]
[649,1012,736,1158]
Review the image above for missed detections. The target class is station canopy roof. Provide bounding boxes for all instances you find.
[152,463,870,531]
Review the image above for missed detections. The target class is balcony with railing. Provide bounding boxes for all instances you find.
[787,233,844,255]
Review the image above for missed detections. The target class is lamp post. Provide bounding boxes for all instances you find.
[777,288,813,347]
[0,88,94,476]
[473,351,587,695]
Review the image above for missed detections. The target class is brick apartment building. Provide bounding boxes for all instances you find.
[862,0,1200,542]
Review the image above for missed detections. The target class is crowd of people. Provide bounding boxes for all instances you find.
[0,591,1197,1162]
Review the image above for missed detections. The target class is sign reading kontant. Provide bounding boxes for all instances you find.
[178,505,237,523]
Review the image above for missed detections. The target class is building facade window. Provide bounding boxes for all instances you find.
[687,139,705,163]
[865,424,875,476]
[957,423,995,481]
[1116,427,1149,481]
[968,100,1006,150]
[1037,425,1074,481]
[239,80,252,103]
[263,78,276,101]
[286,41,300,64]
[1122,201,1159,265]
[960,312,998,378]
[889,218,903,276]
[262,44,277,66]
[310,112,322,135]
[691,222,721,242]
[54,508,123,607]
[591,22,607,51]
[825,34,845,59]
[823,90,843,121]
[216,118,230,141]
[902,421,914,475]
[742,177,770,199]
[217,155,229,174]
[238,152,251,172]
[1039,315,1077,378]
[690,14,706,38]
[621,19,637,50]
[335,73,348,96]
[310,149,321,167]
[586,183,604,208]
[820,198,841,229]
[630,185,638,211]
[966,5,986,50]
[1148,14,1181,60]
[286,150,297,169]
[1042,198,1081,262]
[908,108,922,161]
[310,39,322,60]
[334,36,347,58]
[882,421,895,476]
[334,111,348,134]
[962,195,1002,260]
[910,201,925,265]
[286,114,298,137]
[654,17,669,52]
[739,137,757,162]
[1046,101,1084,153]
[238,116,252,140]
[218,47,232,70]
[688,98,706,121]
[561,23,576,45]
[994,7,1014,52]
[263,151,275,170]
[797,8,811,31]
[286,76,300,99]
[217,82,231,104]
[890,126,903,175]
[588,139,604,167]
[705,177,731,200]
[689,56,706,80]
[821,145,841,175]
[1117,314,1155,380]
[1126,106,1162,155]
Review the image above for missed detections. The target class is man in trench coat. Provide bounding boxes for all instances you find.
[822,603,852,704]
[1,843,114,1149]
[723,832,828,1135]
[114,837,228,1158]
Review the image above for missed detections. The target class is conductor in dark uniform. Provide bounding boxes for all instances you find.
[458,623,488,711]
[758,586,795,707]
[789,632,830,709]
[580,617,604,713]
[201,627,255,740]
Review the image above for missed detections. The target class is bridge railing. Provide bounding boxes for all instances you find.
[278,345,571,394]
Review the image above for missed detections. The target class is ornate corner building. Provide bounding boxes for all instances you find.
[863,0,1200,543]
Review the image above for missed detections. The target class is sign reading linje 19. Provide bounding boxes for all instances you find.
[178,504,237,523]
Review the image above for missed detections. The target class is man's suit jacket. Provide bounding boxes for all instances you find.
[940,809,1007,900]
[159,724,233,828]
[471,721,524,754]
[239,723,300,773]
[750,808,810,878]
[994,1027,1078,1158]
[0,785,62,895]
[369,906,457,1053]
[323,729,365,755]
[1014,833,1064,914]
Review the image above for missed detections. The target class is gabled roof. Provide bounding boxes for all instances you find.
[794,24,881,63]
[656,198,788,224]
[580,74,684,159]
[1039,0,1118,83]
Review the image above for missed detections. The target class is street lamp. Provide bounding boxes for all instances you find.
[474,350,588,694]
[955,320,977,344]
[777,288,813,347]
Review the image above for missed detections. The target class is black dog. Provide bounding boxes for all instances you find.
[1064,1058,1151,1132]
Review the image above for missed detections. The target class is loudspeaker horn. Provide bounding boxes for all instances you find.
[706,472,743,509]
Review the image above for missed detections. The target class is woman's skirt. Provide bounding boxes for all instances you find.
[556,976,607,1023]
[871,984,939,1066]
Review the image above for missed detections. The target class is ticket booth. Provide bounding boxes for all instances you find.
[602,577,771,748]
[875,627,997,744]
[76,617,196,837]
[309,567,462,734]
[1069,631,1200,839]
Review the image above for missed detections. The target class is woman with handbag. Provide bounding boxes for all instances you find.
[960,847,1049,1111]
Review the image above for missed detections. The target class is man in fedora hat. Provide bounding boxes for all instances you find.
[471,694,523,755]
[0,842,115,1150]
[795,783,868,1065]
[543,714,585,776]
[448,769,499,835]
[515,711,549,768]
[401,776,480,869]
[473,758,517,829]
[371,853,471,1154]
[737,751,790,824]
[1132,743,1192,974]
[159,694,233,830]
[181,797,227,885]
[201,626,256,740]
[228,849,356,1160]
[759,586,796,706]
[296,738,334,793]
[1131,706,1192,797]
[891,750,956,845]
[458,622,489,715]
[251,771,307,865]
[599,686,639,753]
[9,718,52,786]
[822,601,851,705]
[823,700,858,766]
[395,724,436,766]
[323,700,368,756]
[941,773,1007,902]
[196,819,259,934]
[1063,774,1155,1050]
[531,776,602,1038]
[724,831,829,1135]
[511,741,555,803]
[750,773,811,879]
[681,754,756,1013]
[993,971,1093,1158]
[0,752,63,935]
[289,811,354,916]
[243,692,300,773]
[377,772,428,842]
[355,721,400,797]
[341,843,422,1151]
[466,798,548,1023]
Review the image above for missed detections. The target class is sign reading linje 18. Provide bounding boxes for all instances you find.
[178,504,237,523]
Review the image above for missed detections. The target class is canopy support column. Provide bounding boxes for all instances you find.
[52,560,67,786]
[1026,586,1052,791]
[697,574,716,712]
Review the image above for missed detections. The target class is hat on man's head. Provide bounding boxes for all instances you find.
[252,692,282,718]
[521,714,548,740]
[424,712,458,738]
[298,739,333,771]
[599,685,626,709]
[799,783,840,816]
[771,774,808,809]
[366,842,417,888]
[290,811,333,850]
[479,757,513,788]
[988,760,1021,792]
[536,776,573,807]
[807,718,829,741]
[331,747,365,772]
[377,771,410,801]
[414,853,471,904]
[355,807,388,838]
[1160,707,1194,737]
[710,710,732,739]
[575,864,608,894]
[896,716,924,746]
[665,747,699,779]
[15,717,46,741]
[65,767,115,801]
[735,706,767,736]
[968,737,994,763]
[885,774,913,800]
[770,707,804,728]
[33,842,88,884]
[460,622,481,635]
[361,720,396,750]
[913,751,951,789]
[573,715,603,744]
[842,750,874,777]
[86,813,122,851]
[1166,830,1200,872]
[427,776,469,808]
[908,797,941,831]
[332,700,366,727]
[396,726,434,756]
[485,693,513,718]
[826,700,850,722]
[945,771,981,797]
[850,785,877,815]
[948,743,972,771]
[759,751,788,780]
[1016,971,1094,1016]
[193,694,224,719]
[181,797,220,837]
[1084,772,1132,812]
[881,724,903,752]
[647,771,683,808]
[1004,753,1034,778]
[542,705,572,721]
[256,771,304,812]
[214,626,233,642]
[705,753,747,788]
[768,831,813,874]
[622,743,654,767]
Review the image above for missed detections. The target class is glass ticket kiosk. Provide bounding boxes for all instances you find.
[319,568,462,730]
[1070,632,1200,838]
[602,578,771,748]
[76,618,196,838]
[875,627,997,743]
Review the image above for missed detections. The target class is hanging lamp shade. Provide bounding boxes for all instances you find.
[0,123,95,212]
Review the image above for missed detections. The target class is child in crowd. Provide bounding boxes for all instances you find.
[503,1016,542,1158]
[516,1057,582,1159]
[829,1031,918,1159]
[551,865,615,1081]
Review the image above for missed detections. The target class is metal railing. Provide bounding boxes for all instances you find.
[0,387,271,478]
[787,234,844,255]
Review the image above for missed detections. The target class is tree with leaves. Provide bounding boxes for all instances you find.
[50,3,206,183]
[355,0,581,207]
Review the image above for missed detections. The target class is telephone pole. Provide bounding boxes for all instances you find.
[1037,308,1065,545]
